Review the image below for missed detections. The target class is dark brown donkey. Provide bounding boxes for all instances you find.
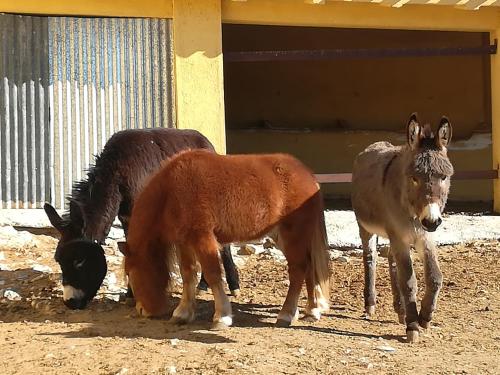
[44,128,239,309]
[351,113,453,343]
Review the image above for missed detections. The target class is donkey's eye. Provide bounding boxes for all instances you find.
[441,175,447,181]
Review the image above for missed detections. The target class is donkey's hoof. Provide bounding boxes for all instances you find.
[230,289,240,298]
[169,316,191,325]
[406,330,419,343]
[398,313,406,325]
[365,305,376,317]
[418,317,430,329]
[275,318,292,328]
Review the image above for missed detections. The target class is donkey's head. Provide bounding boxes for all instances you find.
[405,113,454,232]
[44,203,107,309]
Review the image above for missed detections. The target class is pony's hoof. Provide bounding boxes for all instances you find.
[275,318,292,328]
[406,330,419,343]
[301,315,319,323]
[398,313,406,325]
[211,316,232,331]
[365,305,376,316]
[230,289,240,298]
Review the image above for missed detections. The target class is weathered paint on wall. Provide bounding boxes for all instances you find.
[227,129,493,202]
[173,0,226,153]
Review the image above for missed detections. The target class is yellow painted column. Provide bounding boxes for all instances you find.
[173,0,226,153]
[492,29,500,213]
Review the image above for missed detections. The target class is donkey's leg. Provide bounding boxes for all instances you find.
[391,238,420,343]
[416,236,443,329]
[170,245,198,325]
[360,226,378,316]
[194,234,233,330]
[118,215,134,301]
[220,245,240,297]
[388,249,405,324]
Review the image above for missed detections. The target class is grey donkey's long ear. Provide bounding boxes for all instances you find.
[43,203,65,234]
[436,116,452,149]
[407,113,421,150]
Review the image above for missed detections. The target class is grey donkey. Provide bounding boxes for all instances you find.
[351,113,453,343]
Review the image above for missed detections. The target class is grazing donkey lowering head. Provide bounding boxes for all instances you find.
[351,113,453,343]
[405,113,454,232]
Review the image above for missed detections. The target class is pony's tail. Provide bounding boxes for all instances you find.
[310,207,331,311]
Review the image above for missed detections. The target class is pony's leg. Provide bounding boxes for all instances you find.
[388,249,405,324]
[391,237,419,343]
[194,234,233,330]
[220,245,240,297]
[416,236,443,329]
[276,228,307,327]
[170,245,198,325]
[303,267,329,322]
[360,226,377,316]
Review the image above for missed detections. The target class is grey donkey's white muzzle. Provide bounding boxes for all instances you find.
[419,203,442,232]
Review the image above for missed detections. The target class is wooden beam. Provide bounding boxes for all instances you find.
[221,0,500,32]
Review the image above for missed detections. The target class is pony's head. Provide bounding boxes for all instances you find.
[405,113,454,232]
[119,241,170,318]
[44,203,107,309]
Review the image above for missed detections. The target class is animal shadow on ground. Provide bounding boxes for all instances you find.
[0,269,404,343]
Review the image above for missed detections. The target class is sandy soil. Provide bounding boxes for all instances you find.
[0,231,499,375]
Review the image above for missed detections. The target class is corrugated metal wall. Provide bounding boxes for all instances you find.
[0,15,50,209]
[0,14,175,209]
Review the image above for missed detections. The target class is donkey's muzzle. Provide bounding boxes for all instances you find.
[63,297,88,310]
[421,217,442,232]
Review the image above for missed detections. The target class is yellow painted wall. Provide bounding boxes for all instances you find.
[173,0,226,153]
[0,0,173,18]
[227,130,493,202]
[223,25,490,139]
[491,29,500,212]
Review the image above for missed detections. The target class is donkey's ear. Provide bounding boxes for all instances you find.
[117,241,130,257]
[436,116,452,149]
[43,203,64,233]
[407,113,421,150]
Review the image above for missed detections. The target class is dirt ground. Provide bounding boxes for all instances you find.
[0,231,499,375]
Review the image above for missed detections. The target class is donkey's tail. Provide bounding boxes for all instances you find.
[310,208,331,311]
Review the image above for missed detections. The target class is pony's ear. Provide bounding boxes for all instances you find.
[436,116,452,149]
[43,203,64,233]
[407,113,421,150]
[117,241,130,257]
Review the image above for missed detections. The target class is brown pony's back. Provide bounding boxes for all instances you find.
[124,150,330,329]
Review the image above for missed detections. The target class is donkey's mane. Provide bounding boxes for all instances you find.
[412,125,454,177]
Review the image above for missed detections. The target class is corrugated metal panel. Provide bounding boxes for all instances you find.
[0,14,175,209]
[0,14,50,209]
[48,17,175,209]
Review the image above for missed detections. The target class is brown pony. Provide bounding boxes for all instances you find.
[119,150,330,329]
